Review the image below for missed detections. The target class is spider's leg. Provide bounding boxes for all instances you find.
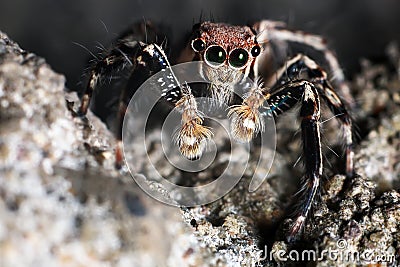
[265,80,322,241]
[269,54,354,176]
[318,82,354,177]
[112,43,187,168]
[79,40,142,116]
[291,83,322,241]
[254,20,354,106]
[77,39,146,168]
[134,44,212,160]
[79,20,165,116]
[110,43,209,167]
[115,99,128,168]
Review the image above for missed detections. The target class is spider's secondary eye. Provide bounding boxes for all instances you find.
[251,45,261,57]
[205,45,226,66]
[228,48,249,68]
[191,38,206,52]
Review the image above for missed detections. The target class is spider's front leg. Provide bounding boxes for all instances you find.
[131,45,213,161]
[264,55,354,241]
[288,82,322,241]
[272,54,354,177]
[78,33,211,167]
[257,79,324,242]
[232,80,323,241]
[230,53,354,241]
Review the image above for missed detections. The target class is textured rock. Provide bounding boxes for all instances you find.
[0,31,205,267]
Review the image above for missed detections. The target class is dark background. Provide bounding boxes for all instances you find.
[1,0,399,91]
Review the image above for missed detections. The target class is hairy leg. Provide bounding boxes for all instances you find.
[254,20,354,106]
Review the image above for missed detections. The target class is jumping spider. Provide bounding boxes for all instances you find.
[78,20,354,241]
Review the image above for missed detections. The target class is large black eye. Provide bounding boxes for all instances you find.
[191,38,206,52]
[205,45,226,66]
[251,45,261,57]
[228,48,249,68]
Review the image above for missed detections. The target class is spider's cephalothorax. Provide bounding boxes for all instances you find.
[77,20,355,242]
[190,22,261,104]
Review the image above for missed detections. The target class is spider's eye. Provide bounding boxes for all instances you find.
[228,48,249,68]
[205,45,226,66]
[251,45,261,57]
[191,38,206,52]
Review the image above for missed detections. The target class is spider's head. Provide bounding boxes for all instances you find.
[190,22,261,91]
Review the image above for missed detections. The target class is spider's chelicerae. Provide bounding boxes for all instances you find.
[78,20,354,241]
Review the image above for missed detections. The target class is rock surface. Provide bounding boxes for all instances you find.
[0,31,204,267]
[0,31,399,267]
